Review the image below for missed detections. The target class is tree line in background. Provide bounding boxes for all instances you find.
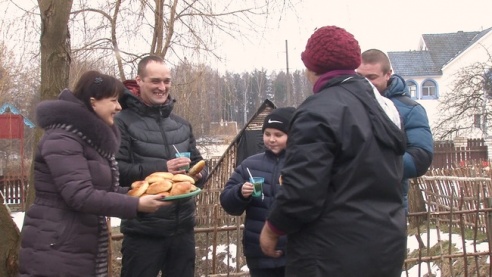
[0,49,312,139]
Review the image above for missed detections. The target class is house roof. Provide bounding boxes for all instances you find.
[388,51,439,76]
[0,103,35,128]
[388,27,492,77]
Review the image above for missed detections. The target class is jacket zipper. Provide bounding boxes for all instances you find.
[157,110,180,232]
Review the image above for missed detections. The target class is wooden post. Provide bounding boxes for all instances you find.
[486,197,492,277]
[107,217,113,277]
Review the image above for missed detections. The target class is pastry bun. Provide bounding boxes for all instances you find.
[146,172,174,180]
[188,160,206,176]
[172,174,195,184]
[190,184,198,192]
[146,179,173,194]
[128,181,149,197]
[169,181,192,196]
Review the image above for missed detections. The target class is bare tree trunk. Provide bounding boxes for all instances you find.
[26,0,73,208]
[0,195,20,276]
[38,0,73,99]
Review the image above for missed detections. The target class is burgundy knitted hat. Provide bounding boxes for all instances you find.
[301,26,361,74]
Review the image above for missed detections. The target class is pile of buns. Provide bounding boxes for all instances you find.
[127,160,206,198]
[128,172,198,198]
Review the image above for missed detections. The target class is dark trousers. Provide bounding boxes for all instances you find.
[249,267,285,277]
[120,232,195,277]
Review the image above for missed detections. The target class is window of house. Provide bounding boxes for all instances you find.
[406,80,418,99]
[421,79,438,99]
[474,114,481,128]
[485,68,492,99]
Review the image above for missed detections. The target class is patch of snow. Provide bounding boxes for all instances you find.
[11,211,24,231]
[109,217,121,227]
[10,212,122,231]
[404,262,441,277]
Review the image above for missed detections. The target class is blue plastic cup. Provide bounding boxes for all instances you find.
[175,152,191,171]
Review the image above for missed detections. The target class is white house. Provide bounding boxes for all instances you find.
[388,27,492,139]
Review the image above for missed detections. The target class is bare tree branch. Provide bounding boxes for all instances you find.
[434,46,492,140]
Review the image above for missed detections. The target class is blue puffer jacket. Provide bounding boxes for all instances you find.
[384,74,434,211]
[220,150,287,269]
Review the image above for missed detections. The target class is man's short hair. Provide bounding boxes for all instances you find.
[137,55,165,77]
[361,49,392,74]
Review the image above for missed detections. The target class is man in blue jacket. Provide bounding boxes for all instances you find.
[357,49,434,213]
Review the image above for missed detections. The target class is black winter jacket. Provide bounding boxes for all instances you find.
[220,150,287,269]
[115,90,207,237]
[267,75,407,277]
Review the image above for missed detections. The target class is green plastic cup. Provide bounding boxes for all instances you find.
[251,177,264,198]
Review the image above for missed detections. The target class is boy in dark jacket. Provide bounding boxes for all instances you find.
[220,107,295,277]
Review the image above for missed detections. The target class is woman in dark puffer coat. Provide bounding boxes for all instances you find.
[18,71,169,277]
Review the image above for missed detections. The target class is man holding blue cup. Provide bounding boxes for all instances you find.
[115,55,208,277]
[175,150,191,172]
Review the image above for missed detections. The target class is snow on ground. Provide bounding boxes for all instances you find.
[10,212,489,276]
[10,212,122,231]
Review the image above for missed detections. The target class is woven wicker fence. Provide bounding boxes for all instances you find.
[406,167,492,276]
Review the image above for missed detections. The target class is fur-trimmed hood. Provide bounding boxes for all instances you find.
[36,89,121,155]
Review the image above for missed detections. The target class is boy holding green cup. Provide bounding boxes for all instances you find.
[220,107,295,277]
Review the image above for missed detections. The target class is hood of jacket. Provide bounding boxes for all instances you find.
[323,75,406,155]
[384,74,410,98]
[36,89,121,156]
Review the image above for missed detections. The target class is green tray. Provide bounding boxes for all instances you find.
[160,188,202,201]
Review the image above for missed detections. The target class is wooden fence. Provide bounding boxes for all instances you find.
[406,167,492,276]
[108,163,492,276]
[0,175,26,210]
[431,139,488,169]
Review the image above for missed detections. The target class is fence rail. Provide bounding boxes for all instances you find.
[431,138,488,169]
[0,175,26,209]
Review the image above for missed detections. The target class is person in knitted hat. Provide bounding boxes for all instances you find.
[301,25,361,75]
[260,26,407,277]
[221,107,295,277]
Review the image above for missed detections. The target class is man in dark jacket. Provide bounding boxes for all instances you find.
[115,55,208,277]
[357,49,434,213]
[259,26,407,277]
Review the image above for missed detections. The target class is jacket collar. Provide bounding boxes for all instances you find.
[313,70,357,93]
[119,90,175,118]
[384,74,410,98]
[36,89,121,156]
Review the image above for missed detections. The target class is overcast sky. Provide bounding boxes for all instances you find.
[217,0,492,72]
[1,0,491,74]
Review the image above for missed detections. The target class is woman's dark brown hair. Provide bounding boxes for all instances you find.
[72,70,125,112]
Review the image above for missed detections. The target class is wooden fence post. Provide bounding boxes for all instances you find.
[408,178,427,229]
[486,197,492,277]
